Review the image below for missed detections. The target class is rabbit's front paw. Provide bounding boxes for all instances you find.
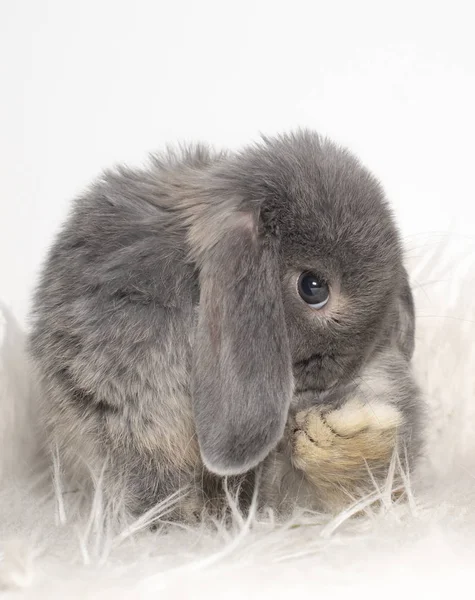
[291,398,403,508]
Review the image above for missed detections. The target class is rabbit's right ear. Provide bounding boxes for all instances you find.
[189,208,293,476]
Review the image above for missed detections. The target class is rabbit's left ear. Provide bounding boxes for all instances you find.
[190,210,293,476]
[393,268,416,360]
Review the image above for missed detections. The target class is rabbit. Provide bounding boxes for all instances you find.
[28,130,423,521]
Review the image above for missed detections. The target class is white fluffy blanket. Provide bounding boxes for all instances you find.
[1,234,474,599]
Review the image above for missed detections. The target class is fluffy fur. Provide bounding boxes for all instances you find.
[28,131,423,519]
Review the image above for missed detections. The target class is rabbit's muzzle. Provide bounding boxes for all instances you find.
[292,351,358,397]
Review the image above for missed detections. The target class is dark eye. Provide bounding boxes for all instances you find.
[297,272,330,309]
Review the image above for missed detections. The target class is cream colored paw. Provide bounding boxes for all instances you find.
[321,397,402,436]
[292,398,403,505]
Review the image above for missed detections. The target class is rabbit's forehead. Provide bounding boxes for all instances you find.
[235,132,402,282]
[278,211,400,275]
[254,169,400,271]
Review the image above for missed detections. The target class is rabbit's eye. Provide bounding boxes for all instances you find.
[298,272,329,309]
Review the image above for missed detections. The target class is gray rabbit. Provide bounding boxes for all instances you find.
[29,130,423,520]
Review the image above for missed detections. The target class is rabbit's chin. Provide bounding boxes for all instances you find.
[290,386,337,412]
[290,376,363,413]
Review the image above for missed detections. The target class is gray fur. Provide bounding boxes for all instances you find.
[28,130,423,519]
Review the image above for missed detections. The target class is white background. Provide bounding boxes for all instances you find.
[1,0,474,326]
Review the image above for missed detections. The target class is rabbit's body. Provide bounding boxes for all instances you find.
[30,149,219,517]
[29,132,423,520]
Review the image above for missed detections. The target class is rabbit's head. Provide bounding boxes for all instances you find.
[188,131,413,476]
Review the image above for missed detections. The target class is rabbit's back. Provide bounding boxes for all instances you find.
[28,151,217,509]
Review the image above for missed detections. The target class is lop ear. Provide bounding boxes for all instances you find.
[393,268,416,360]
[191,211,293,476]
